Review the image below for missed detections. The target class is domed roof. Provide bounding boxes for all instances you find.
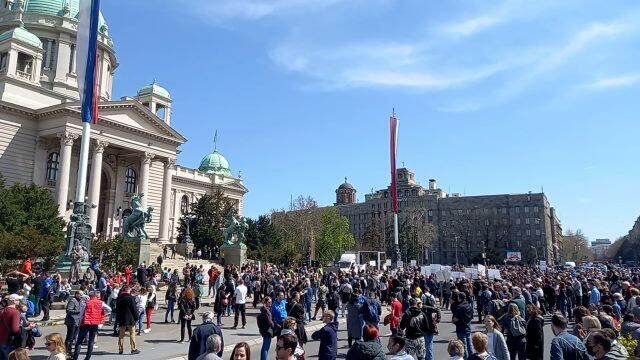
[137,80,170,99]
[0,25,42,48]
[23,0,108,32]
[198,150,232,176]
[338,177,354,190]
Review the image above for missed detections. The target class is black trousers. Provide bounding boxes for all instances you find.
[234,303,246,327]
[73,325,98,360]
[41,299,50,320]
[65,324,79,354]
[180,318,192,341]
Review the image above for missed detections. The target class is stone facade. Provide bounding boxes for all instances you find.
[0,3,247,243]
[334,168,562,265]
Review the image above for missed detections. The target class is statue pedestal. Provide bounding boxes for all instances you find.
[136,239,151,266]
[175,242,194,258]
[221,243,247,266]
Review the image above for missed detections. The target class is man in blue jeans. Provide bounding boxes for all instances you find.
[452,292,473,360]
[420,299,441,360]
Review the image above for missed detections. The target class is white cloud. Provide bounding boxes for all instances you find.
[195,0,343,20]
[442,16,503,36]
[581,74,640,89]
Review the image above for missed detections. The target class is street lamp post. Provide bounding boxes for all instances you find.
[455,235,459,265]
[531,245,539,265]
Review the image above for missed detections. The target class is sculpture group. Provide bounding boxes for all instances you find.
[223,211,248,246]
[123,193,154,241]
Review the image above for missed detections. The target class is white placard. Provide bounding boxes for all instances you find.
[451,271,461,279]
[397,260,404,268]
[420,266,430,275]
[464,267,479,279]
[430,264,442,273]
[539,260,547,271]
[436,270,445,282]
[487,269,502,280]
[410,260,417,267]
[477,264,486,276]
[385,259,392,266]
[369,261,376,267]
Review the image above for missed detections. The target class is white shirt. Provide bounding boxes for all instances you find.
[234,284,247,304]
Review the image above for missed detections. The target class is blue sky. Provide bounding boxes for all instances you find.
[101,1,640,243]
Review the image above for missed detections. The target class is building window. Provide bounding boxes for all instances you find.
[515,206,520,213]
[180,195,190,214]
[428,210,433,217]
[458,209,463,215]
[501,207,507,214]
[534,218,540,224]
[525,218,530,224]
[441,210,446,216]
[535,229,541,236]
[533,206,539,213]
[524,206,529,213]
[526,229,531,236]
[46,152,59,181]
[0,52,7,71]
[516,218,521,225]
[124,168,137,193]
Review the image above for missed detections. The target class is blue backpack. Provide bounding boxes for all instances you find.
[362,299,379,323]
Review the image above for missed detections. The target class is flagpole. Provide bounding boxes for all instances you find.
[75,121,91,203]
[390,111,401,266]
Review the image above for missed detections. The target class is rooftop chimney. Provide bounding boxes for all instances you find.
[428,179,436,190]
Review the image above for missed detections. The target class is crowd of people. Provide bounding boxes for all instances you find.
[0,257,640,360]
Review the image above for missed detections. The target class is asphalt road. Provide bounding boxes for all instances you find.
[28,300,558,359]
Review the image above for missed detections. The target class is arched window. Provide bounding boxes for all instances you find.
[180,195,189,215]
[124,168,137,193]
[46,152,60,181]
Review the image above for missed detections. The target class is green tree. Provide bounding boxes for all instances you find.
[0,174,65,271]
[177,189,234,249]
[92,234,138,271]
[315,208,354,263]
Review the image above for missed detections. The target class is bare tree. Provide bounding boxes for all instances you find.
[271,195,322,259]
[559,229,590,262]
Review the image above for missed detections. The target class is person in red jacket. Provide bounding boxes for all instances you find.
[389,294,403,335]
[72,290,110,360]
[0,294,23,357]
[124,265,132,285]
[20,258,32,276]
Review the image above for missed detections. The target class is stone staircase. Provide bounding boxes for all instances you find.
[149,242,222,275]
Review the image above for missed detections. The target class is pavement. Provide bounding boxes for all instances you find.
[27,296,560,360]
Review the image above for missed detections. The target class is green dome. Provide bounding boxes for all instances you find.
[137,80,170,98]
[0,26,42,48]
[23,0,107,32]
[198,150,232,176]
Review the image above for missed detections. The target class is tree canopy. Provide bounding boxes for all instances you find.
[177,189,234,249]
[315,207,354,263]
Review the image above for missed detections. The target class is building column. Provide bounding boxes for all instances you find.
[55,131,78,217]
[158,158,176,243]
[87,140,108,232]
[139,152,154,207]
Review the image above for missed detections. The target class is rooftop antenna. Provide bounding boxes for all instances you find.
[290,194,293,211]
[541,185,544,193]
[213,130,218,151]
[345,176,348,183]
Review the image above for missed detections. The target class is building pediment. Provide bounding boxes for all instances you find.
[36,100,187,145]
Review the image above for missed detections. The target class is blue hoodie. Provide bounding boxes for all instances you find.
[312,321,338,360]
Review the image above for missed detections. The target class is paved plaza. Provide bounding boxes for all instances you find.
[27,294,559,360]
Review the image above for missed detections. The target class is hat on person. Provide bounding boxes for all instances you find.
[202,311,214,320]
[5,294,22,302]
[613,293,623,300]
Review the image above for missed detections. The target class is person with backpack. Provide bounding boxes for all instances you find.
[400,298,429,360]
[361,291,381,329]
[500,303,526,360]
[421,297,441,360]
[550,314,588,360]
[327,286,340,318]
[452,292,473,360]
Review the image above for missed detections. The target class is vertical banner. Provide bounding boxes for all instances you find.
[76,0,101,124]
[389,114,399,213]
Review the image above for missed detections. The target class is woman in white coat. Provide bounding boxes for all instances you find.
[483,315,510,360]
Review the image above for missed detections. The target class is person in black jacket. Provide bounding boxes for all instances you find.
[116,286,140,355]
[188,311,224,360]
[400,298,429,360]
[525,304,544,360]
[257,297,276,360]
[179,287,197,343]
[286,292,307,346]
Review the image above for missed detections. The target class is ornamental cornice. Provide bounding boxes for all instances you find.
[142,152,155,164]
[93,139,109,154]
[36,106,184,145]
[57,130,78,146]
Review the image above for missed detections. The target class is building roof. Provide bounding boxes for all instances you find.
[198,150,232,176]
[23,0,107,32]
[137,80,170,99]
[338,177,354,190]
[0,25,42,48]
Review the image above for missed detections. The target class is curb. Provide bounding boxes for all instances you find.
[165,317,349,360]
